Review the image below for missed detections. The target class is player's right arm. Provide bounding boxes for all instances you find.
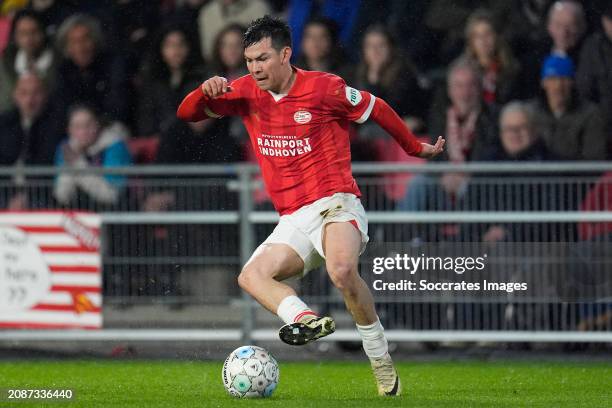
[177,76,245,122]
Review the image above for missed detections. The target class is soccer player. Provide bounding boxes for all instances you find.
[177,16,445,396]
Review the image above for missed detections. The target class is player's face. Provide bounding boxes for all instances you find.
[500,110,534,155]
[244,37,291,92]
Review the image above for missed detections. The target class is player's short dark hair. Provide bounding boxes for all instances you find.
[243,15,292,51]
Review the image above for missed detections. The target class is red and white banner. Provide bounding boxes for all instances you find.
[0,211,102,329]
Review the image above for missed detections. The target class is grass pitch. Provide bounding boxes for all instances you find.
[0,359,610,407]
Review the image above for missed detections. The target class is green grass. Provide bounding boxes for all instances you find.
[0,360,610,407]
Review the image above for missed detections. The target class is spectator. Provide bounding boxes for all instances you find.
[295,17,348,77]
[211,23,248,80]
[137,25,205,136]
[459,9,520,106]
[198,0,270,61]
[354,25,425,131]
[0,9,57,112]
[428,59,499,163]
[397,59,498,241]
[577,3,612,155]
[0,72,64,209]
[519,1,588,97]
[464,101,559,242]
[0,72,63,165]
[476,101,554,162]
[530,54,606,160]
[53,14,131,124]
[54,104,132,211]
[546,0,587,59]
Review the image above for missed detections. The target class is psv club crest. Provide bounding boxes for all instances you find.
[293,110,312,124]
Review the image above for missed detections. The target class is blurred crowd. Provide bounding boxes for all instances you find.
[0,0,611,229]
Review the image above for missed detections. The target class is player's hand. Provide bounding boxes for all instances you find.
[416,136,445,159]
[201,76,233,98]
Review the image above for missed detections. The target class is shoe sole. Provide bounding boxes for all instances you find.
[278,317,335,346]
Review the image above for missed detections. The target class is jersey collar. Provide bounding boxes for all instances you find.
[267,66,302,102]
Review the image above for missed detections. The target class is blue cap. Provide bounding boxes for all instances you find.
[541,54,575,80]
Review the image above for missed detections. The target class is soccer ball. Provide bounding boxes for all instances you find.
[222,345,279,398]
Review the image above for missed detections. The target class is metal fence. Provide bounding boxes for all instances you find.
[1,162,612,343]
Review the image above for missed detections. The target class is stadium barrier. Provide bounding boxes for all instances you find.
[1,162,611,343]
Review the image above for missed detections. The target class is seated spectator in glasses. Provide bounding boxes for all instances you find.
[137,25,205,136]
[53,14,130,124]
[577,4,612,156]
[477,101,554,162]
[295,17,349,78]
[0,9,57,112]
[54,104,132,211]
[530,54,606,160]
[459,9,520,106]
[0,72,64,209]
[462,101,562,243]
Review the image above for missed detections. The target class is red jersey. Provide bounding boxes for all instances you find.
[202,68,376,215]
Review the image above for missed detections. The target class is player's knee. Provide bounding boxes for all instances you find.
[238,266,261,292]
[327,261,357,291]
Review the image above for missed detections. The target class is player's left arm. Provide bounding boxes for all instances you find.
[369,96,445,159]
[328,77,444,159]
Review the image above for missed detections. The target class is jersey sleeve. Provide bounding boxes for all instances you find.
[202,76,249,118]
[325,76,376,124]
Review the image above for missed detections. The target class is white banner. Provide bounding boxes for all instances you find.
[0,212,102,329]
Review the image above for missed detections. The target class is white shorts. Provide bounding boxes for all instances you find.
[251,193,369,276]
